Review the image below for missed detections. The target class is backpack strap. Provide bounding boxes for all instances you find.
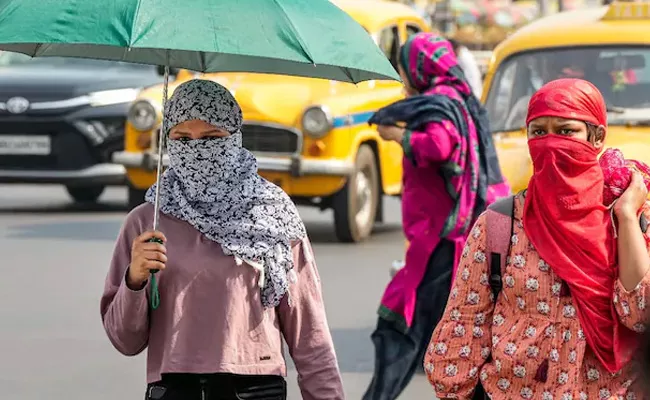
[485,195,516,300]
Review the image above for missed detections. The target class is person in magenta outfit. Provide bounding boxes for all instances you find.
[362,32,511,400]
[100,79,344,400]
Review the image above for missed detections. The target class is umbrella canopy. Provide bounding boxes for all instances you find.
[0,0,399,83]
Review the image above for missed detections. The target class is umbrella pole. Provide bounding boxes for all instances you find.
[152,66,170,232]
[148,65,170,310]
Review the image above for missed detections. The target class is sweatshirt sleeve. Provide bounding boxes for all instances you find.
[100,210,150,356]
[402,119,459,167]
[278,237,344,400]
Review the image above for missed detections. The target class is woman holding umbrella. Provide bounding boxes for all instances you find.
[100,79,344,400]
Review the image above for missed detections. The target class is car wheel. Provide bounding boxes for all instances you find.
[128,186,148,211]
[333,144,379,243]
[66,185,105,204]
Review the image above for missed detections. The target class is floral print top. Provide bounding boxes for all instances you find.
[426,194,650,400]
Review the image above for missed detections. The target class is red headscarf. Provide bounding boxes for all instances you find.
[524,78,639,373]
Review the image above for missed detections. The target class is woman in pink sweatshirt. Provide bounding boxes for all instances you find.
[100,79,344,400]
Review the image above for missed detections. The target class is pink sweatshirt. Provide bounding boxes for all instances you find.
[100,203,344,400]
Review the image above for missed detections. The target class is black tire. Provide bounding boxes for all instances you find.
[65,185,105,204]
[127,186,147,211]
[333,144,380,243]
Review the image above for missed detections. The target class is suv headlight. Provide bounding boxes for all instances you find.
[301,105,333,138]
[127,100,158,131]
[89,88,139,107]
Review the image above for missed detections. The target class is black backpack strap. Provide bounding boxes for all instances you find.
[489,253,502,299]
[486,195,516,300]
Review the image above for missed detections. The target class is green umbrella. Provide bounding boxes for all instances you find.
[0,0,399,309]
[0,0,398,82]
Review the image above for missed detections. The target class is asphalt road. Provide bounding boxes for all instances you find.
[0,184,435,400]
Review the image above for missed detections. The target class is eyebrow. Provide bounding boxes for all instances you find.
[556,122,583,128]
[529,121,582,130]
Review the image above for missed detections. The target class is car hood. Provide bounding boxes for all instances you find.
[137,72,385,126]
[0,65,163,102]
[226,73,331,126]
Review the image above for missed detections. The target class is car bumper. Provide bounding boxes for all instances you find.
[112,151,354,176]
[0,163,126,185]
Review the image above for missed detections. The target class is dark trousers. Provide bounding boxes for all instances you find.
[145,373,286,400]
[362,240,454,400]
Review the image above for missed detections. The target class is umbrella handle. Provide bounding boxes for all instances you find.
[147,237,164,309]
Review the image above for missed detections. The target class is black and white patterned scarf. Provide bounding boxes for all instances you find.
[145,79,307,308]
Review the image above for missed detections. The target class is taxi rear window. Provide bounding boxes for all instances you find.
[485,46,650,132]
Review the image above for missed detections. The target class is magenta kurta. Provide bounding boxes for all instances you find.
[379,86,474,330]
[377,34,510,331]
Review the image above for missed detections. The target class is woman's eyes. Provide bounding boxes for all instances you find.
[175,135,220,142]
[531,129,575,136]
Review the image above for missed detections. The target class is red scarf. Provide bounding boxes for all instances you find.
[523,79,639,372]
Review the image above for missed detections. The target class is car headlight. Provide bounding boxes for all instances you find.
[301,106,333,138]
[88,88,140,107]
[127,100,158,131]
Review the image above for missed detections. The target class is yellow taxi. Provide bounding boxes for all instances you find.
[483,0,650,193]
[112,0,430,242]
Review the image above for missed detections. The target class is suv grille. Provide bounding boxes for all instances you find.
[154,123,301,155]
[242,124,300,155]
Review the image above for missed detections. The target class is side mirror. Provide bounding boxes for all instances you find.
[156,65,180,77]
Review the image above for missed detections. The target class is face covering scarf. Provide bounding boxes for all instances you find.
[145,79,306,308]
[523,78,639,373]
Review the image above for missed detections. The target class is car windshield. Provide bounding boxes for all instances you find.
[0,51,152,70]
[485,46,650,132]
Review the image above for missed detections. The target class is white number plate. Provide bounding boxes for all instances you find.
[0,135,51,155]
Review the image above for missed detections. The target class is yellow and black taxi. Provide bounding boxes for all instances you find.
[0,52,163,203]
[483,0,650,192]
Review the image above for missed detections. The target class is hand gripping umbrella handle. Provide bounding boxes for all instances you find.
[147,237,163,309]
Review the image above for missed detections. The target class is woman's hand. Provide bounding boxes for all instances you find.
[615,172,650,291]
[614,172,649,221]
[127,230,167,290]
[377,125,405,143]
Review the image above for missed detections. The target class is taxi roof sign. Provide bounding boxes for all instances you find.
[602,1,650,20]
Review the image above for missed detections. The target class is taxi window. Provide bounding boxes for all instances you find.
[485,46,650,132]
[378,25,400,71]
[487,60,518,127]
